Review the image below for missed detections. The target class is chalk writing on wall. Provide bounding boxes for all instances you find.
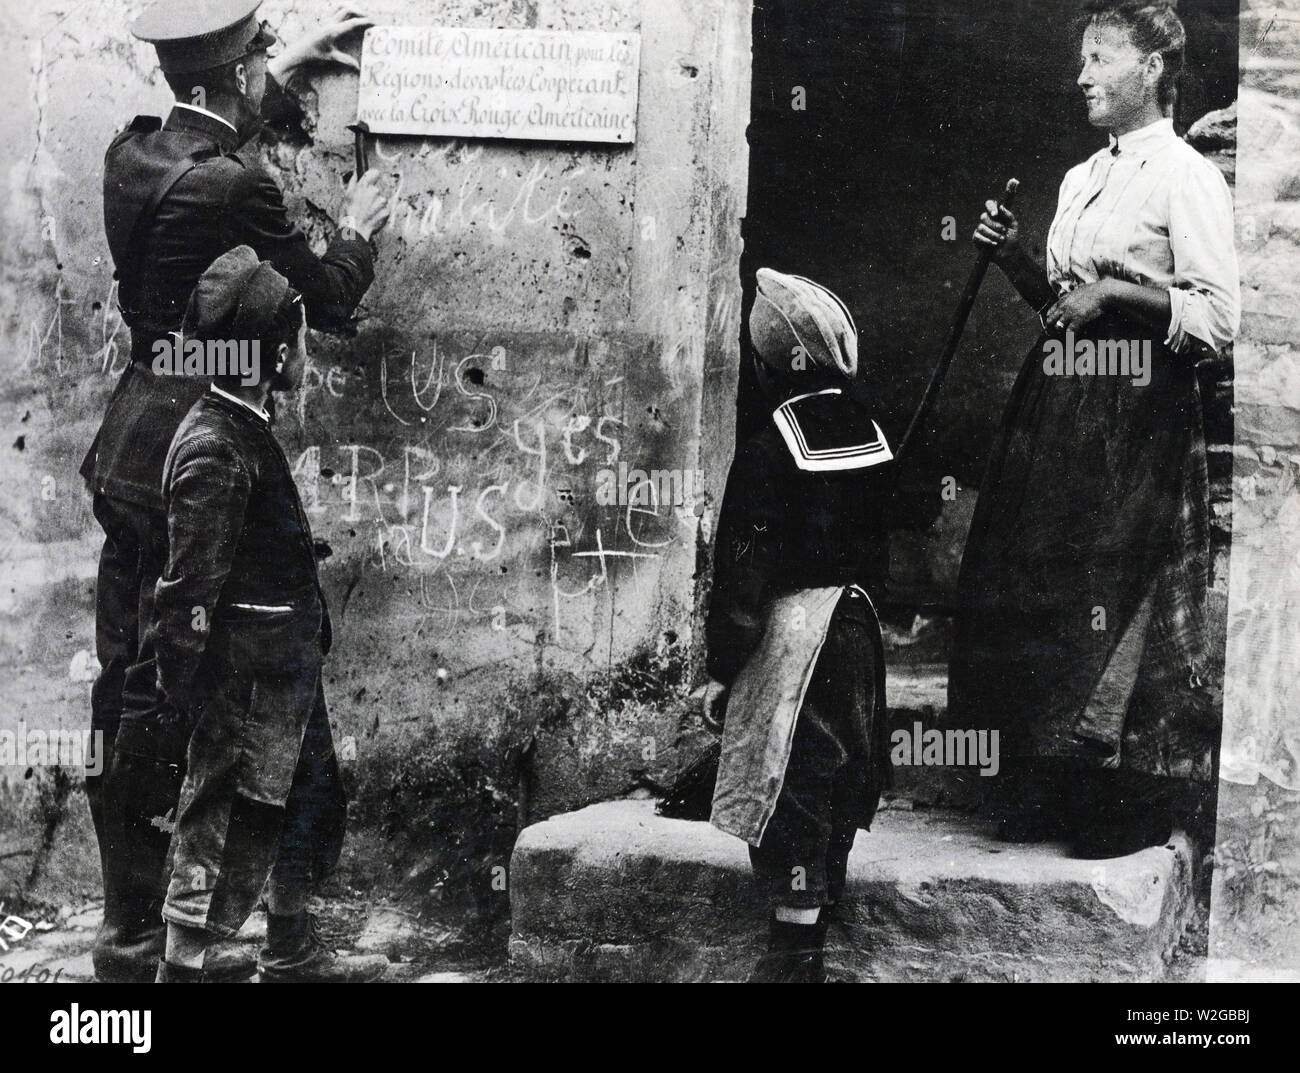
[278,329,701,653]
[357,26,640,143]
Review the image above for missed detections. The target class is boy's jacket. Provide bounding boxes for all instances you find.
[151,391,330,713]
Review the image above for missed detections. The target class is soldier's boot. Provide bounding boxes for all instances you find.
[1072,778,1176,860]
[92,748,174,983]
[98,917,255,982]
[747,917,828,983]
[92,751,257,983]
[258,911,388,983]
[87,735,160,982]
[84,724,114,886]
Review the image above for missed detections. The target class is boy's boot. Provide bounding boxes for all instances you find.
[259,910,388,983]
[155,960,206,983]
[748,916,829,983]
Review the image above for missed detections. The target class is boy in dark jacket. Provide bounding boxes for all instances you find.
[139,246,385,982]
[705,269,894,983]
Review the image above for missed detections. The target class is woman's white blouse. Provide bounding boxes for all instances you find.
[1046,117,1241,356]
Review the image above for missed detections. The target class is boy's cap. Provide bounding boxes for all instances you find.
[131,0,277,74]
[749,268,858,381]
[182,245,290,342]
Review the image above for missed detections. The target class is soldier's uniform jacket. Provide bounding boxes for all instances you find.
[82,81,374,512]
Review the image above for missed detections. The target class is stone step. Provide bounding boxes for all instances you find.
[508,800,1195,982]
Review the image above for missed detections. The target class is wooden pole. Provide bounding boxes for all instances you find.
[894,178,1020,466]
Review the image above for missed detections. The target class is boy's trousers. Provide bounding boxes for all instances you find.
[162,631,346,939]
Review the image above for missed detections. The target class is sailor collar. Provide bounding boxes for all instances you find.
[771,388,893,473]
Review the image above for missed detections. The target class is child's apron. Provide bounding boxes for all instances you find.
[711,586,846,845]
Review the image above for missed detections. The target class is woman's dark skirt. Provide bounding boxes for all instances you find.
[948,311,1219,782]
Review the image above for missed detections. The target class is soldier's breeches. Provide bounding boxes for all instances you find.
[89,493,173,981]
[90,494,164,738]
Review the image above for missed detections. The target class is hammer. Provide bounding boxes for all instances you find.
[346,121,371,179]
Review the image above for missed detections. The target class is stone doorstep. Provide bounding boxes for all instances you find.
[508,800,1196,983]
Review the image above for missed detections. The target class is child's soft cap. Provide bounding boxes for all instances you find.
[750,269,858,381]
[182,245,290,343]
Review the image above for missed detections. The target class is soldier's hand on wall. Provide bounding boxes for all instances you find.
[973,199,1022,267]
[340,171,391,242]
[268,8,374,83]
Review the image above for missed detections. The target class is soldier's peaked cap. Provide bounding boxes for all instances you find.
[131,0,278,74]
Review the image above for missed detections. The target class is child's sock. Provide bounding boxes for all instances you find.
[774,905,821,925]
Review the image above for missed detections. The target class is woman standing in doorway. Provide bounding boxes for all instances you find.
[949,0,1240,857]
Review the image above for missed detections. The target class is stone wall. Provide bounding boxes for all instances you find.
[1209,0,1300,981]
[0,0,750,917]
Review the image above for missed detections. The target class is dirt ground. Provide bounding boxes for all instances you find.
[0,892,523,984]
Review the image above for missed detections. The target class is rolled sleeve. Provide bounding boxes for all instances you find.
[1164,159,1241,357]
